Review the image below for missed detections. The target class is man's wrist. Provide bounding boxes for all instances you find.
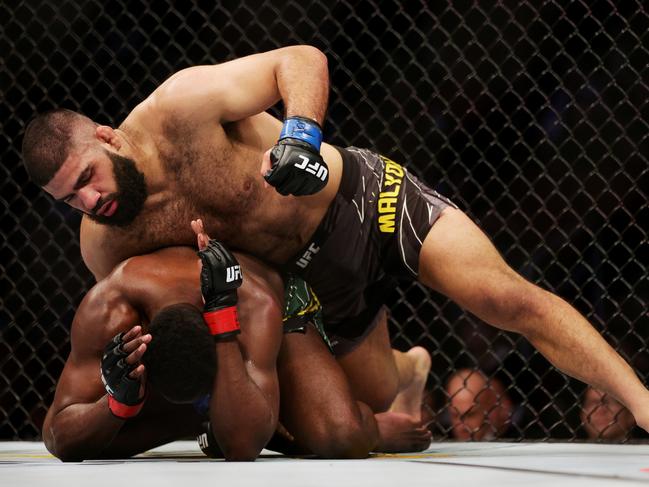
[107,394,144,419]
[203,306,240,340]
[279,116,323,151]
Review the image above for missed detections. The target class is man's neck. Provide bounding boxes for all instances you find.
[116,126,166,194]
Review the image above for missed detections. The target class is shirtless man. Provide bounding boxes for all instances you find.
[23,45,649,431]
[43,228,430,461]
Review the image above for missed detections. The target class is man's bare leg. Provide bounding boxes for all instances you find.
[416,207,649,432]
[389,347,431,421]
[336,310,431,452]
[277,324,378,458]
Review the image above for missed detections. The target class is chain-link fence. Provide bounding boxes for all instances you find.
[1,0,647,441]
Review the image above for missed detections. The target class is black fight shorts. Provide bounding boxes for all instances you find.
[283,147,456,355]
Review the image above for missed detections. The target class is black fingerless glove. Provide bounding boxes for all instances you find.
[264,116,329,196]
[198,240,243,340]
[101,332,145,418]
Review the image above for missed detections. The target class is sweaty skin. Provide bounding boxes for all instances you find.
[43,243,423,461]
[41,47,343,280]
[39,48,435,435]
[42,247,286,460]
[38,45,649,438]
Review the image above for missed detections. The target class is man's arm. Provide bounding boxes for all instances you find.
[44,335,199,461]
[150,46,331,196]
[42,284,147,460]
[153,45,328,126]
[41,277,197,461]
[193,220,284,460]
[208,276,284,460]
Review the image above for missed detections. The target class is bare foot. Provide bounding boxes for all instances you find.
[389,346,431,420]
[374,411,432,453]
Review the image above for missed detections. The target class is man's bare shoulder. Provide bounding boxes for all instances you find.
[70,250,194,353]
[128,68,207,124]
[131,65,246,128]
[115,247,197,282]
[70,270,137,356]
[121,79,227,152]
[234,253,284,310]
[119,94,167,137]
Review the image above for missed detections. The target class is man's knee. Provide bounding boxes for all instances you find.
[306,407,374,458]
[418,207,549,330]
[480,271,551,333]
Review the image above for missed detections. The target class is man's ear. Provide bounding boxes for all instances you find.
[96,125,122,150]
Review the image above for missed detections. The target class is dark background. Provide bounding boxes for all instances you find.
[1,0,647,440]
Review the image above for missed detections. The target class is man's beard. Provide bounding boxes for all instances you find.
[87,151,147,228]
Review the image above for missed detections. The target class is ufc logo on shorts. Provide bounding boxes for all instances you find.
[226,265,241,283]
[296,155,328,182]
[296,243,320,269]
[197,433,209,450]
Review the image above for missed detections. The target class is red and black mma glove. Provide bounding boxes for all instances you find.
[264,116,329,196]
[100,332,145,419]
[198,240,243,340]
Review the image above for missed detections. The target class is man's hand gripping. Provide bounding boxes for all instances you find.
[101,325,150,419]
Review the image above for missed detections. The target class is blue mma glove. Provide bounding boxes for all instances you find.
[264,116,329,196]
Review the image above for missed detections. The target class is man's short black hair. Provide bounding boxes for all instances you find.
[143,303,216,403]
[21,108,93,186]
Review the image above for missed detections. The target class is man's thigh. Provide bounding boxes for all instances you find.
[335,308,400,412]
[418,206,537,328]
[277,324,363,448]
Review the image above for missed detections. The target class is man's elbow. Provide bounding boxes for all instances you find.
[42,426,60,459]
[285,45,328,70]
[43,423,102,462]
[301,45,327,62]
[221,443,262,462]
[216,429,269,462]
[54,450,88,462]
[44,432,87,462]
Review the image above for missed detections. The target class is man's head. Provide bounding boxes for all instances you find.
[143,303,216,404]
[581,387,635,441]
[22,108,147,227]
[446,369,512,440]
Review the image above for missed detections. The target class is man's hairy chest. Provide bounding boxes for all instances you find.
[90,124,309,274]
[93,180,291,269]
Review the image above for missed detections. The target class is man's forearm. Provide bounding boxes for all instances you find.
[103,403,203,458]
[44,397,125,461]
[275,46,329,125]
[209,340,277,461]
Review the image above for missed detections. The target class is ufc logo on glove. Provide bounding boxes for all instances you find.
[264,116,330,196]
[226,265,242,283]
[295,155,328,181]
